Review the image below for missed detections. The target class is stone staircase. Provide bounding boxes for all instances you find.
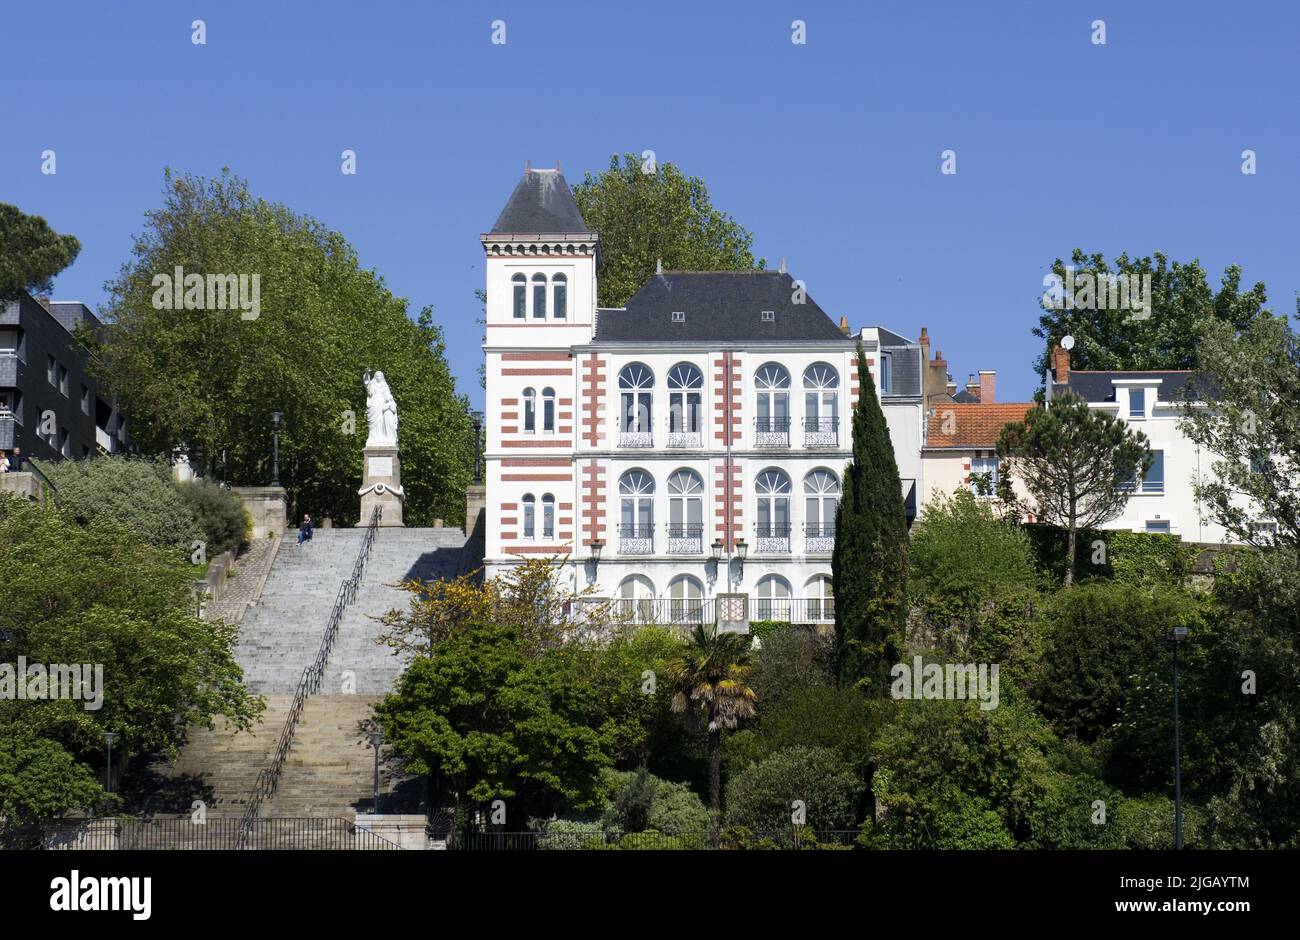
[142,525,467,820]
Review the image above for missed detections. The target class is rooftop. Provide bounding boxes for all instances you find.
[925,402,1036,449]
[489,167,592,236]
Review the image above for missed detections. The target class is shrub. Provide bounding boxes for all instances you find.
[37,455,201,555]
[176,480,250,556]
[600,768,711,843]
[724,745,862,837]
[1024,524,1197,586]
[537,818,604,850]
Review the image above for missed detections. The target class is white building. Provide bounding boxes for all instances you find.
[481,165,920,626]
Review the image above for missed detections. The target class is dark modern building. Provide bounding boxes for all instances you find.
[0,291,129,465]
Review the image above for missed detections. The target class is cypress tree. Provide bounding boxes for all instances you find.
[832,344,908,691]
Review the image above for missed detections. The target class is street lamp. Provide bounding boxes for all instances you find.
[369,730,383,816]
[589,539,604,582]
[733,538,748,585]
[270,412,283,487]
[104,731,117,794]
[1167,625,1189,849]
[471,411,484,485]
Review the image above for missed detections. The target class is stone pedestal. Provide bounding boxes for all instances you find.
[233,486,287,539]
[358,445,404,526]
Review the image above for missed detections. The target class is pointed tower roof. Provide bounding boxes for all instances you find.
[490,167,591,235]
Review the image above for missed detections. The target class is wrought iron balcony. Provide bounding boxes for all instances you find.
[618,427,654,448]
[665,418,703,448]
[804,523,836,554]
[753,417,790,448]
[666,523,704,554]
[753,523,791,554]
[803,417,839,447]
[617,523,654,555]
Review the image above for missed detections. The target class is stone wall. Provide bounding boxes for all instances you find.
[232,485,287,539]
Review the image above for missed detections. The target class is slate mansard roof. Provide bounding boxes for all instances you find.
[593,271,853,345]
[490,168,592,236]
[1062,370,1215,403]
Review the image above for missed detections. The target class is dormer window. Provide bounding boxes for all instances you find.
[1130,387,1146,418]
[879,353,891,395]
[512,273,526,318]
[761,310,775,322]
[672,311,685,323]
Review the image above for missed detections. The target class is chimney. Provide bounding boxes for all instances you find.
[839,315,850,336]
[525,159,531,172]
[979,370,996,404]
[35,295,51,311]
[779,257,787,274]
[965,373,980,402]
[919,326,930,361]
[945,370,956,397]
[1052,344,1071,384]
[556,160,561,172]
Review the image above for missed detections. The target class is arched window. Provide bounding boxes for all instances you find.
[522,387,536,433]
[755,363,790,445]
[618,469,655,553]
[668,575,705,624]
[756,575,792,621]
[531,273,547,318]
[667,362,703,446]
[511,273,526,319]
[666,469,704,552]
[805,575,834,623]
[618,574,656,623]
[803,363,840,444]
[755,468,792,552]
[522,494,536,539]
[618,363,654,446]
[552,273,567,319]
[803,469,840,550]
[542,387,556,433]
[542,494,555,539]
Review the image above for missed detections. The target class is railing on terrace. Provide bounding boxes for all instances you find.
[234,507,381,850]
[571,597,833,628]
[449,828,861,850]
[40,816,401,851]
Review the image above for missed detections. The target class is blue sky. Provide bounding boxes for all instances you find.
[4,0,1296,407]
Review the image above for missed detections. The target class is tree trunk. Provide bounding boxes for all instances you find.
[1064,526,1077,587]
[708,726,722,813]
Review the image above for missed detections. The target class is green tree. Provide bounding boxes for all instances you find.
[1180,311,1300,547]
[664,624,757,813]
[90,169,474,525]
[833,346,908,689]
[725,745,862,840]
[0,203,81,301]
[572,154,763,308]
[998,393,1152,585]
[1032,249,1268,386]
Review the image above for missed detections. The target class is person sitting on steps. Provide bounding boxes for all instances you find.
[297,513,314,545]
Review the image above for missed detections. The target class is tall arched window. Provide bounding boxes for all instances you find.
[803,363,840,445]
[618,575,656,623]
[542,493,555,539]
[666,469,704,553]
[618,363,655,447]
[756,575,792,622]
[512,273,526,318]
[755,363,790,446]
[803,469,840,552]
[805,575,834,623]
[522,387,536,433]
[522,494,536,539]
[618,469,655,554]
[552,273,567,319]
[542,387,556,433]
[668,575,705,624]
[531,273,547,318]
[667,362,703,447]
[755,468,792,553]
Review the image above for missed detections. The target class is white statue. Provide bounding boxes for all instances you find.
[363,369,398,447]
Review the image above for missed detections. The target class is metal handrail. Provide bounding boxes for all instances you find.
[236,506,381,849]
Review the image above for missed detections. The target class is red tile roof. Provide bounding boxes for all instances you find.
[926,403,1037,449]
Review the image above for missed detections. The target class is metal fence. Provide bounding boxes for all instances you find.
[235,507,382,849]
[42,816,401,851]
[450,828,861,850]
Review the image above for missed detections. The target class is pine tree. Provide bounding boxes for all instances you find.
[833,345,908,691]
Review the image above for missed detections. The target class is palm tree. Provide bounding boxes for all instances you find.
[665,624,758,812]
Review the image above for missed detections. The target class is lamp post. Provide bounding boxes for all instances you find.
[589,539,604,584]
[733,538,748,588]
[369,730,383,815]
[1167,626,1188,849]
[472,411,484,485]
[271,412,282,487]
[104,731,117,794]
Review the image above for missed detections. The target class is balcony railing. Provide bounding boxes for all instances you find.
[752,598,836,624]
[617,523,654,555]
[95,426,114,454]
[753,417,790,448]
[753,523,791,554]
[618,426,654,448]
[665,418,703,448]
[666,523,704,554]
[804,523,836,554]
[803,417,839,447]
[569,597,836,629]
[608,597,714,627]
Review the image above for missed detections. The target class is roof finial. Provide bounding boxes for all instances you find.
[525,159,531,172]
[656,258,663,275]
[779,257,787,274]
[556,160,561,172]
